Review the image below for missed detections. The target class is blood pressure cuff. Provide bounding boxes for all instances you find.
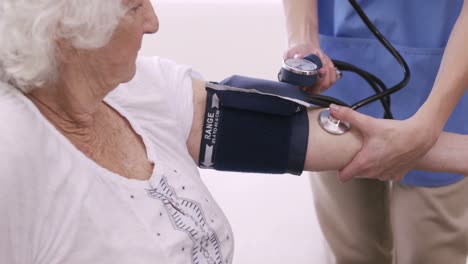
[198,76,309,175]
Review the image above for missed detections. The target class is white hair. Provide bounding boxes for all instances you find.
[0,0,127,92]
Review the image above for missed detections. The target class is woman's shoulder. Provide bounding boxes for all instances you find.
[106,56,197,142]
[136,56,192,76]
[111,56,194,97]
[0,83,46,154]
[0,83,33,132]
[107,56,197,117]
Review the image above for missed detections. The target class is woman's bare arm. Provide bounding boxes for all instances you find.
[187,79,468,176]
[302,109,362,171]
[186,79,207,162]
[303,110,468,175]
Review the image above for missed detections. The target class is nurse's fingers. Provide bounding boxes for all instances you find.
[326,56,337,87]
[329,104,374,134]
[313,52,328,92]
[316,51,336,93]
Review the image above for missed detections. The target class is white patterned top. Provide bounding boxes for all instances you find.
[0,56,234,264]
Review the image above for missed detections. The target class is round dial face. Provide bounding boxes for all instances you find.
[284,58,318,72]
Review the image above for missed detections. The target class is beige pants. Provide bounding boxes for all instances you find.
[310,172,468,264]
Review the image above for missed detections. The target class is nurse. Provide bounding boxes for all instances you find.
[283,0,468,263]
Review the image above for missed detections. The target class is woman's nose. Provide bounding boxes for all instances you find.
[143,2,159,34]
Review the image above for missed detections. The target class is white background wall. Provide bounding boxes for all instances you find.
[140,1,331,263]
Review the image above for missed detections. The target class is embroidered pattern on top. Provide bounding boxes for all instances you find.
[147,176,224,264]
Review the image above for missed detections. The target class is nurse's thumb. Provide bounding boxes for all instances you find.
[329,104,370,131]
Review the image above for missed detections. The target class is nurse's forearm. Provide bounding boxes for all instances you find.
[415,3,468,134]
[304,109,468,175]
[282,0,319,47]
[414,132,468,174]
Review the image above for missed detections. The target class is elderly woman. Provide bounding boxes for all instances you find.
[0,0,467,263]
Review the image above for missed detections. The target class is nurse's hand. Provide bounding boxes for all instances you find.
[329,104,439,182]
[284,43,337,94]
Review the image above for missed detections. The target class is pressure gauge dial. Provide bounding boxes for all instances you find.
[278,54,322,86]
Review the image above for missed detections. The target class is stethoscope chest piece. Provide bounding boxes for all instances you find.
[318,109,351,135]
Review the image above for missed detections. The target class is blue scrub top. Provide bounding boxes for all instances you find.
[317,0,467,187]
